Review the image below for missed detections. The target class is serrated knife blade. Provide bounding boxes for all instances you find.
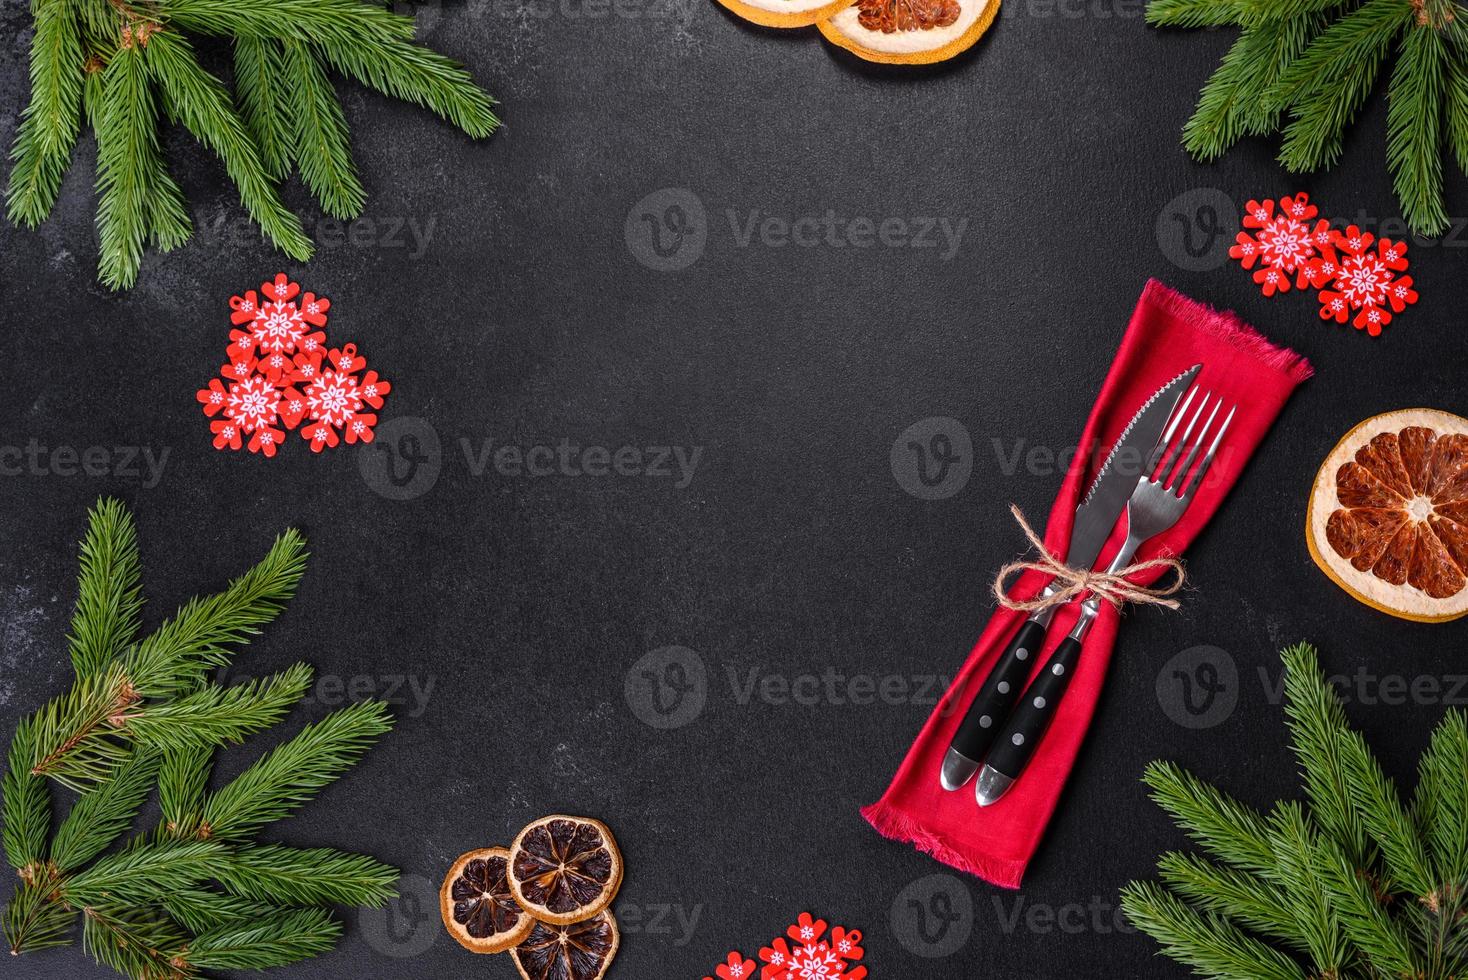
[1064,363,1202,572]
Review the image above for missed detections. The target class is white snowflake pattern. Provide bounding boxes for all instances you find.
[251,301,307,354]
[305,372,363,428]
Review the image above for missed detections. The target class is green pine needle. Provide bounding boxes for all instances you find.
[80,903,188,980]
[5,880,75,956]
[1142,760,1278,875]
[187,907,341,971]
[94,44,159,290]
[1146,0,1244,27]
[1267,802,1350,972]
[1413,709,1468,886]
[200,700,393,842]
[316,36,500,139]
[5,0,83,229]
[165,0,418,48]
[63,839,226,907]
[1386,23,1450,237]
[1120,881,1308,980]
[67,498,144,681]
[218,844,398,908]
[233,37,294,180]
[1447,24,1468,175]
[283,39,366,219]
[2,715,51,872]
[1156,851,1302,948]
[157,744,213,838]
[160,887,284,935]
[124,529,307,699]
[144,28,313,264]
[50,749,160,872]
[125,664,313,753]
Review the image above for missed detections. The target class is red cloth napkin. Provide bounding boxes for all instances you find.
[862,280,1313,888]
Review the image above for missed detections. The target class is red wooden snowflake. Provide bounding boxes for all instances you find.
[1310,225,1418,336]
[198,275,390,457]
[1228,193,1324,296]
[705,913,866,980]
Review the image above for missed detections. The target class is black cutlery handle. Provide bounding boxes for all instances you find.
[983,634,1083,778]
[948,619,1047,762]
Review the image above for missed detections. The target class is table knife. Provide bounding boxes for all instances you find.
[938,363,1202,791]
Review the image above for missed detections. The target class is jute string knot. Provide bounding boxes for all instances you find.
[992,504,1186,612]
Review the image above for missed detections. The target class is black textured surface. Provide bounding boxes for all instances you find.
[3,1,1468,977]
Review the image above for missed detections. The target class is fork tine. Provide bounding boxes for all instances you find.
[1146,384,1199,475]
[1154,390,1211,484]
[1169,398,1221,493]
[1180,404,1236,500]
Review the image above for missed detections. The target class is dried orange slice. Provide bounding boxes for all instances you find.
[511,910,620,980]
[817,0,999,65]
[508,815,623,926]
[439,847,535,954]
[1307,408,1468,622]
[715,0,856,28]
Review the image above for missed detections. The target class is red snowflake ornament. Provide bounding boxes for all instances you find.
[200,275,390,457]
[1314,226,1418,336]
[705,952,759,980]
[760,914,867,980]
[1229,193,1322,296]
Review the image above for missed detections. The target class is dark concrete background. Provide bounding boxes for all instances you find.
[3,0,1467,976]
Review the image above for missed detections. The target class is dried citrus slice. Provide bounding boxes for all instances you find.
[817,0,999,65]
[715,0,856,28]
[508,815,623,926]
[439,847,535,954]
[511,910,620,980]
[1307,408,1468,622]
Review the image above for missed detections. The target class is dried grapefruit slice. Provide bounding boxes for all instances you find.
[440,847,536,953]
[1308,408,1468,622]
[511,910,620,980]
[817,0,999,65]
[508,815,623,926]
[715,0,856,28]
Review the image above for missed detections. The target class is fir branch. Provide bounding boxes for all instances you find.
[5,879,74,956]
[163,0,418,48]
[50,749,160,872]
[1142,760,1278,875]
[200,700,393,842]
[1156,851,1303,948]
[1448,23,1468,174]
[1386,22,1449,236]
[232,37,292,180]
[315,36,500,138]
[217,844,397,908]
[1314,835,1423,978]
[185,907,340,971]
[1280,642,1370,867]
[157,746,212,839]
[1268,802,1350,974]
[282,39,365,220]
[159,887,281,934]
[63,839,224,906]
[27,663,138,792]
[81,903,189,980]
[1234,0,1351,26]
[142,29,313,262]
[5,0,84,229]
[67,498,144,681]
[1414,709,1468,887]
[123,529,306,699]
[94,42,160,290]
[1236,14,1325,135]
[1120,881,1308,980]
[1182,30,1258,160]
[2,715,51,872]
[122,664,313,753]
[1274,0,1415,171]
[1146,0,1244,27]
[147,156,192,252]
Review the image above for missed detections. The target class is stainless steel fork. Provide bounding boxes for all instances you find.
[974,384,1236,806]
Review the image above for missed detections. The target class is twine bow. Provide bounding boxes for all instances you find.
[992,504,1187,612]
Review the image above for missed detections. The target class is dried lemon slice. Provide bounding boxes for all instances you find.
[508,815,623,926]
[1307,408,1468,622]
[439,847,535,954]
[818,0,999,65]
[511,910,620,980]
